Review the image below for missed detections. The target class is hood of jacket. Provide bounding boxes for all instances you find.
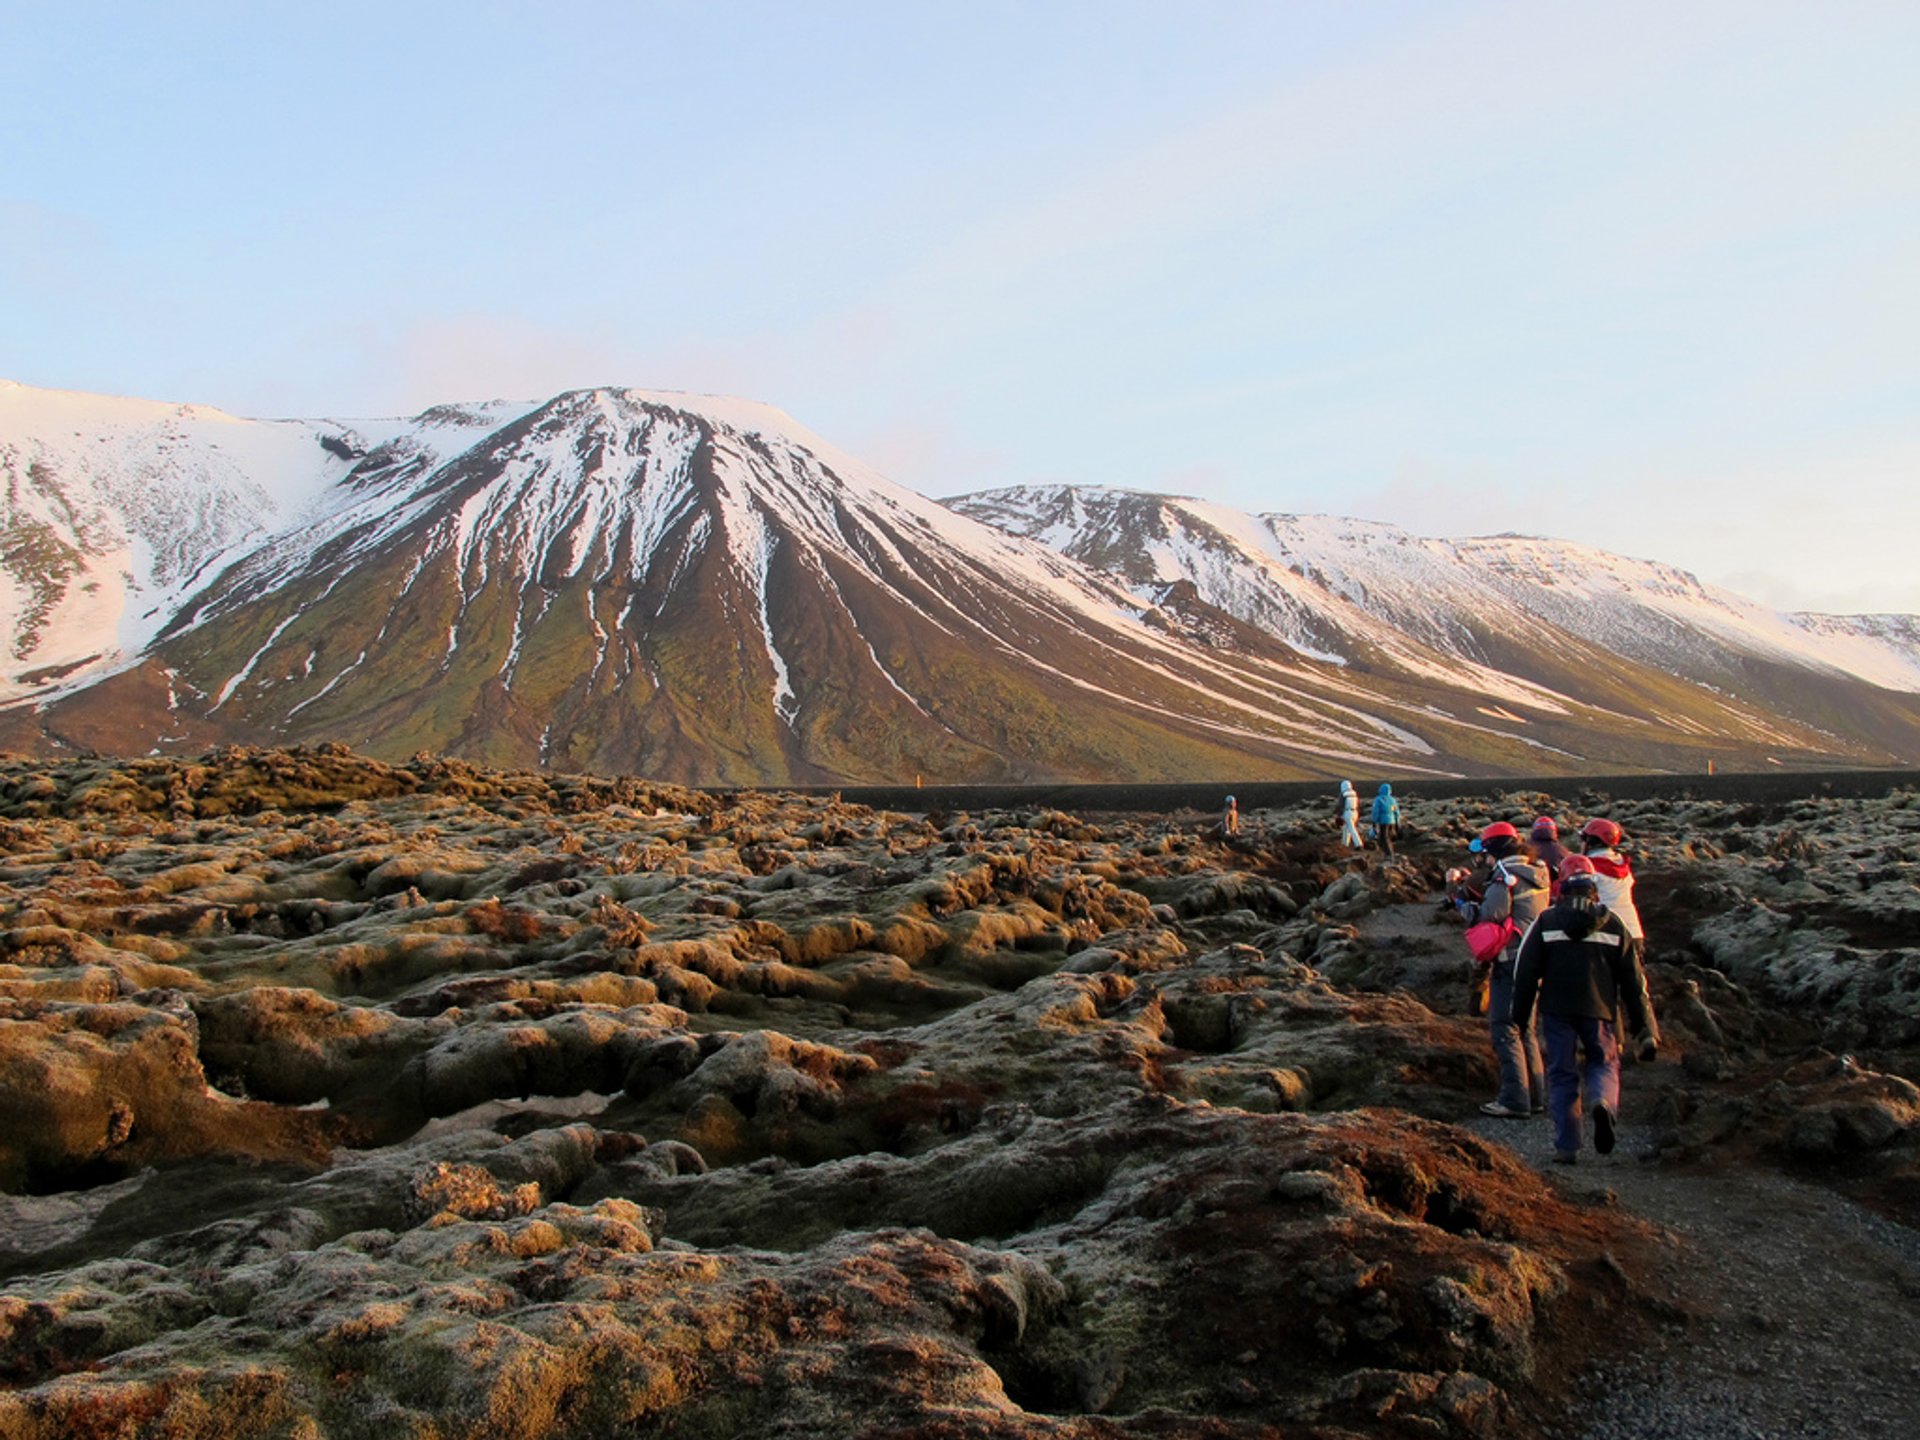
[1491,856,1550,891]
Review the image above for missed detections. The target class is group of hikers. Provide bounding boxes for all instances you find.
[1224,783,1403,852]
[1219,787,1661,1165]
[1446,814,1660,1164]
[1337,780,1402,854]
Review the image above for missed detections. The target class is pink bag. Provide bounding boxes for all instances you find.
[1464,918,1518,964]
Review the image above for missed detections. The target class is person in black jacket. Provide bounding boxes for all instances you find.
[1510,854,1660,1164]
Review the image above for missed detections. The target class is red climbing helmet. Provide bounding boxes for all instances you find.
[1579,818,1623,848]
[1469,820,1520,855]
[1551,856,1597,890]
[1530,816,1558,838]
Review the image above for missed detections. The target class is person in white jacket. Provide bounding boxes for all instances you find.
[1337,781,1362,848]
[1577,818,1643,949]
[1579,816,1648,1058]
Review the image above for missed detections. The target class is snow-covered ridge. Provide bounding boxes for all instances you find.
[135,387,1261,761]
[0,381,565,696]
[951,484,1920,696]
[177,387,1154,650]
[1782,612,1920,692]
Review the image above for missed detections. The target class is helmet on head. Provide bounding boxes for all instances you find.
[1225,796,1235,805]
[1558,853,1598,889]
[1469,820,1520,855]
[1580,818,1623,848]
[1530,816,1558,839]
[1558,852,1600,912]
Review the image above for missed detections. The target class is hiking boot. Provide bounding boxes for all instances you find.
[1480,1101,1529,1119]
[1551,1150,1578,1165]
[1593,1103,1617,1156]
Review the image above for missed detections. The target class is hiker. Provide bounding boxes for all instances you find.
[1577,818,1643,950]
[1337,781,1362,848]
[1527,816,1571,886]
[1222,795,1240,837]
[1578,816,1646,1056]
[1510,853,1661,1164]
[1370,783,1401,855]
[1455,821,1551,1118]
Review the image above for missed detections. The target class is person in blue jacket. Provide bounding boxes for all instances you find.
[1370,783,1401,855]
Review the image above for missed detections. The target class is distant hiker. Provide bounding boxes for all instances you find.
[1338,781,1362,848]
[1455,821,1551,1118]
[1370,783,1401,855]
[1222,795,1240,837]
[1528,816,1571,886]
[1510,854,1661,1164]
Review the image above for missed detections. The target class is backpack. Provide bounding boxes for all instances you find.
[1493,858,1549,928]
[1464,917,1518,964]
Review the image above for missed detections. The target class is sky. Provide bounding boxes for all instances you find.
[4,1,1916,614]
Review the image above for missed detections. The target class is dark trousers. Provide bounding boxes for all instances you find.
[1541,1013,1620,1155]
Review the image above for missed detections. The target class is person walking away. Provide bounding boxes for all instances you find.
[1371,783,1401,856]
[1528,817,1570,888]
[1510,854,1660,1164]
[1338,781,1362,849]
[1577,817,1647,1060]
[1577,819,1643,950]
[1222,795,1240,837]
[1457,822,1551,1117]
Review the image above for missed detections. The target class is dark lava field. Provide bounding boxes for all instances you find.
[0,747,1915,1439]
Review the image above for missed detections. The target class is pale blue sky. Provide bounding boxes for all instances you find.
[4,1,1916,612]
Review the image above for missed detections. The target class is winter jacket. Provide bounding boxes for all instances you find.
[1371,785,1400,827]
[1585,849,1643,939]
[1510,901,1658,1042]
[1462,856,1550,954]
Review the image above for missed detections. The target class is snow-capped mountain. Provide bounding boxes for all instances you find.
[0,381,537,697]
[153,386,1381,782]
[3,380,1917,782]
[951,485,1920,755]
[950,486,1920,695]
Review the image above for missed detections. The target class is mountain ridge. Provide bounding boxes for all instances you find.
[3,380,1917,782]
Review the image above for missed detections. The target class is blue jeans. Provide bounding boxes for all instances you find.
[1488,955,1544,1112]
[1541,1013,1621,1155]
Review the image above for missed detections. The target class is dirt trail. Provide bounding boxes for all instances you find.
[1360,900,1920,1440]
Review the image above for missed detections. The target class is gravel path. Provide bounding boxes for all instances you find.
[1364,901,1920,1440]
[1472,1106,1920,1440]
